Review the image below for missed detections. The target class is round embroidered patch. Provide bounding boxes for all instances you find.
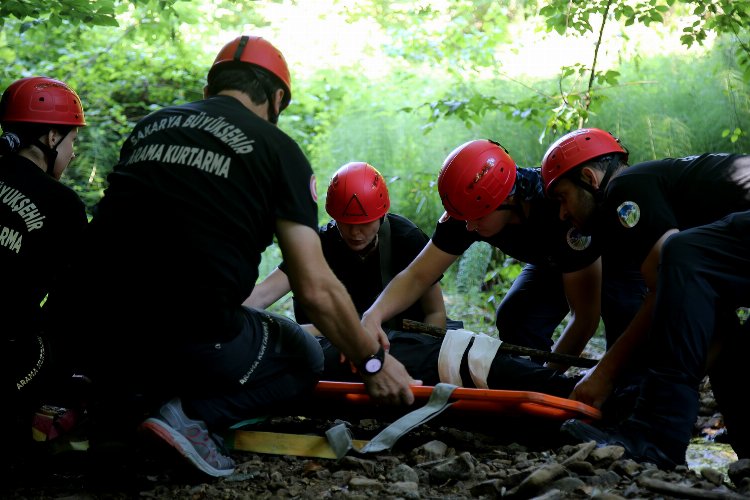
[566,227,592,251]
[617,201,640,228]
[309,174,318,203]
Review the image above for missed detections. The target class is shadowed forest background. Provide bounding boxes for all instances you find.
[4,0,749,336]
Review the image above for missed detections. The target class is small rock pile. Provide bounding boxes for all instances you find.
[139,420,750,499]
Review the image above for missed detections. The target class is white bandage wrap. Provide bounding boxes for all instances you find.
[467,333,502,389]
[438,329,503,388]
[438,329,474,386]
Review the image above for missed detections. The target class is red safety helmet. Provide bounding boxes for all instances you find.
[326,162,390,224]
[209,35,292,111]
[541,128,627,194]
[438,139,517,221]
[0,76,86,127]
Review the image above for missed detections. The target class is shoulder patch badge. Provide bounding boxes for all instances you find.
[310,174,318,203]
[617,201,640,228]
[566,227,592,251]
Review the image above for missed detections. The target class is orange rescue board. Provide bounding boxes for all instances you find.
[313,381,601,421]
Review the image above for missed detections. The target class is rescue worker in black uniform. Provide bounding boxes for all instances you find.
[247,160,578,397]
[246,161,447,330]
[0,76,87,463]
[541,127,750,469]
[45,35,415,478]
[362,139,646,380]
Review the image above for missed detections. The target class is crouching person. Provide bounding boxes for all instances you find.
[44,35,415,478]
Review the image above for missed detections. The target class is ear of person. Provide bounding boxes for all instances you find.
[582,167,599,188]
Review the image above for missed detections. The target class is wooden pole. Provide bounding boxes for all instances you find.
[400,319,599,369]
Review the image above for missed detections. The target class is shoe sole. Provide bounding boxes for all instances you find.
[141,418,235,477]
[561,419,606,444]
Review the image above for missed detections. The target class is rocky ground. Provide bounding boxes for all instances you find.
[3,378,750,499]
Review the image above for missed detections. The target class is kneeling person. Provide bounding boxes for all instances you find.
[246,161,447,331]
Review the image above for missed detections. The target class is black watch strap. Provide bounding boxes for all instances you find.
[358,345,385,375]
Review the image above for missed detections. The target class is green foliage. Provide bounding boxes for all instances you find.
[444,248,523,335]
[410,91,546,136]
[540,0,750,133]
[346,0,513,72]
[0,0,119,30]
[586,50,750,156]
[281,70,350,159]
[541,0,672,36]
[723,127,744,143]
[406,0,750,142]
[387,171,443,233]
[674,1,750,83]
[456,242,493,294]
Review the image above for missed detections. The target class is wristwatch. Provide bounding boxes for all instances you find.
[358,346,385,375]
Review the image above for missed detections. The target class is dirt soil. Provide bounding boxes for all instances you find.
[4,378,750,500]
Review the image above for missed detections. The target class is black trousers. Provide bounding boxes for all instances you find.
[183,309,324,428]
[630,210,750,461]
[75,308,324,431]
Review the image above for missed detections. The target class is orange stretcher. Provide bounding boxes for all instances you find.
[313,381,601,421]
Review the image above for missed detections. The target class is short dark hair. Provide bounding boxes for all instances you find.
[0,122,71,153]
[562,153,628,185]
[206,62,284,106]
[586,153,627,172]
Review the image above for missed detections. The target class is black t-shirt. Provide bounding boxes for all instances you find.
[86,95,318,340]
[0,155,87,337]
[280,213,430,324]
[431,167,599,273]
[600,154,750,266]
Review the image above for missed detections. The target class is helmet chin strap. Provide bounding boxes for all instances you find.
[357,234,379,260]
[266,98,278,124]
[31,129,69,177]
[32,139,58,177]
[264,87,280,125]
[571,155,620,205]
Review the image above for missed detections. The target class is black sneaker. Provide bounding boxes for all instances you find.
[560,419,680,470]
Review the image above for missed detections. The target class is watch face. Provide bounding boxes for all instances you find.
[365,357,383,373]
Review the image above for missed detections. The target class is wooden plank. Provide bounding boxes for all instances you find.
[231,430,368,459]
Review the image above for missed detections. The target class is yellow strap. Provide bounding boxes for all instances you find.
[231,430,369,459]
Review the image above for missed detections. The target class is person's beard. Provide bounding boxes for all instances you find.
[576,190,600,236]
